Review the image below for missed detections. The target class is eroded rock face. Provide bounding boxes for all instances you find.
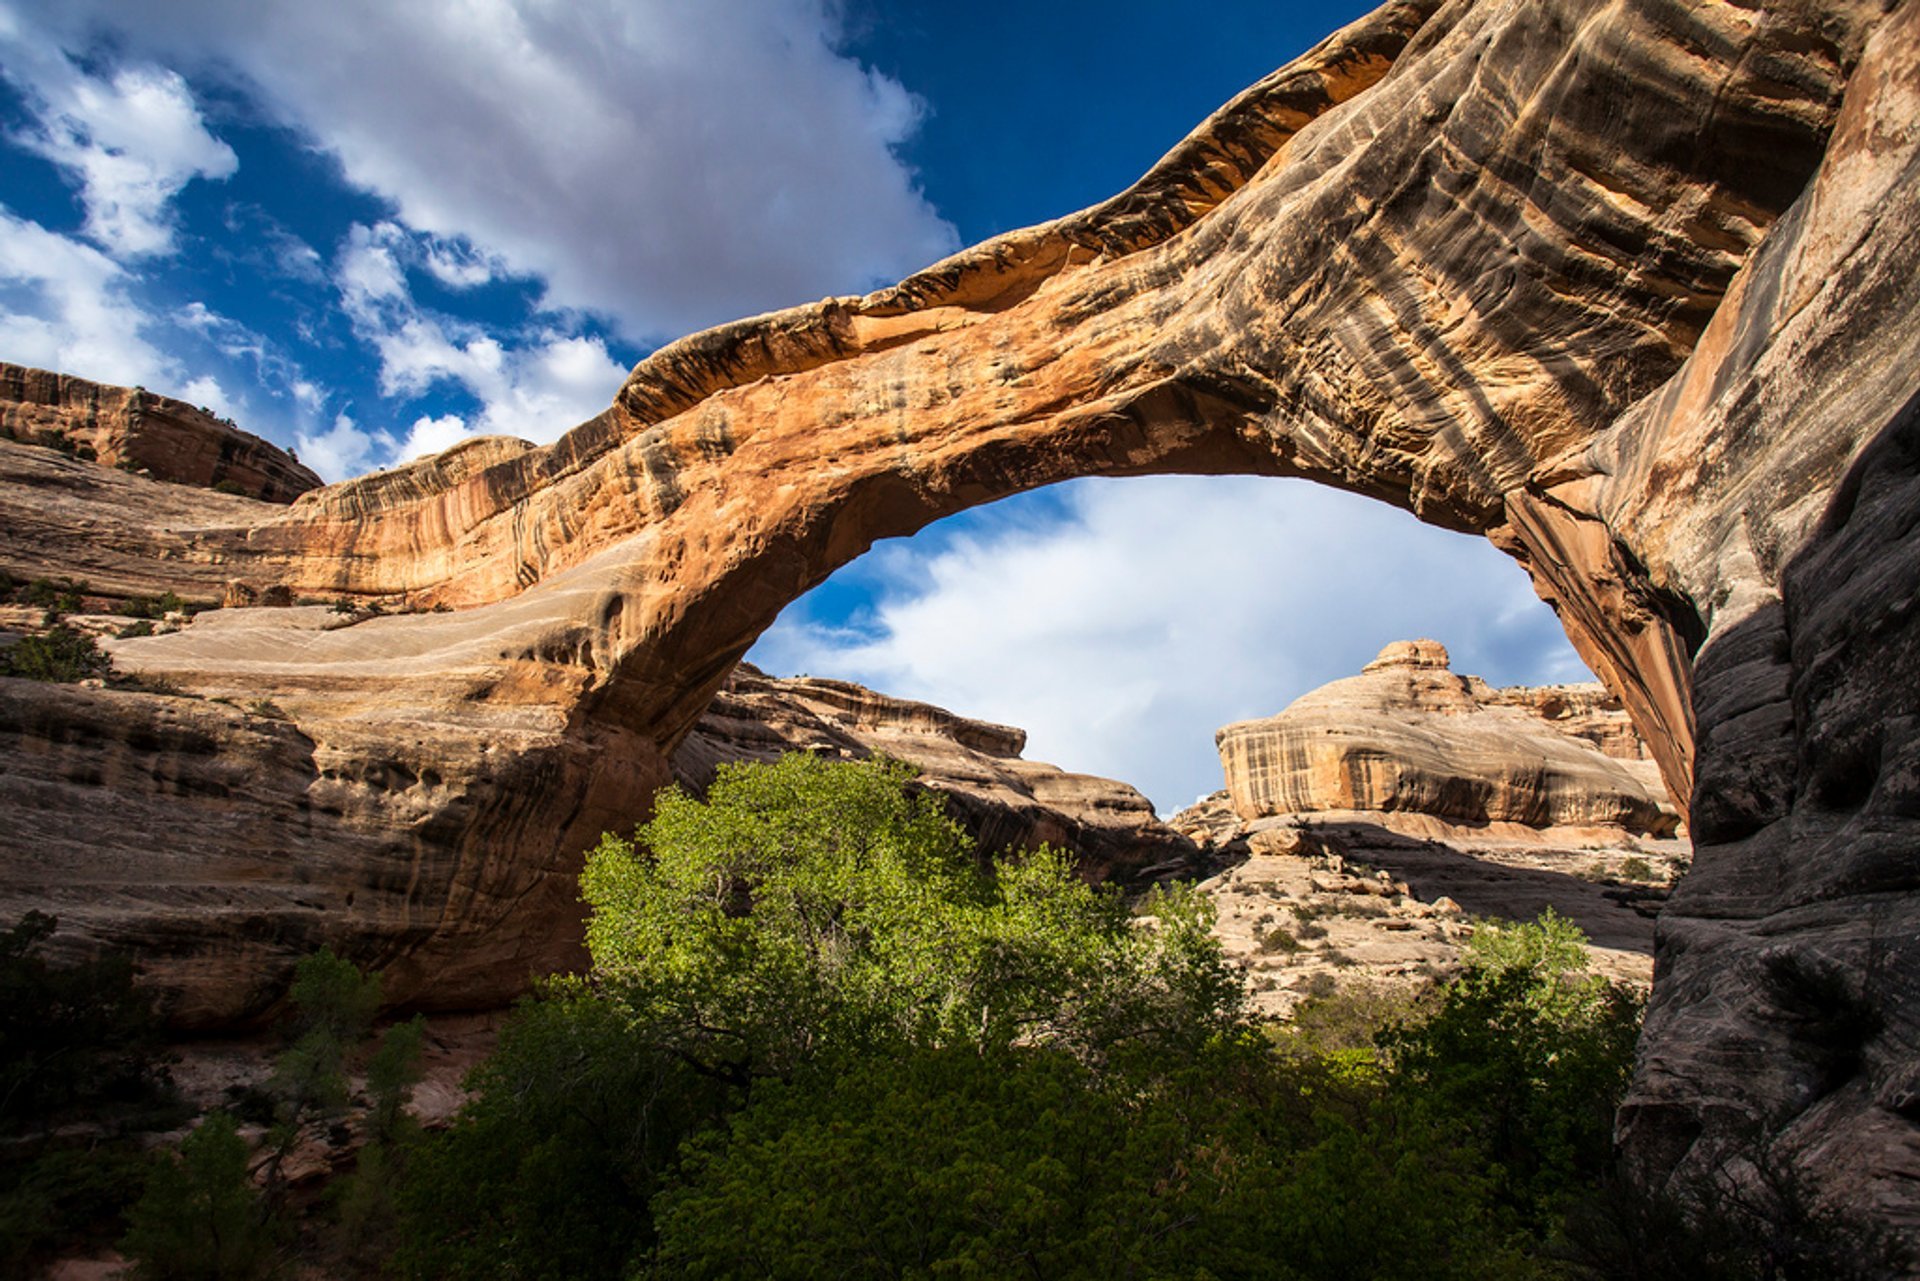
[671,663,1197,884]
[1216,640,1678,834]
[0,363,321,504]
[1,0,1917,1225]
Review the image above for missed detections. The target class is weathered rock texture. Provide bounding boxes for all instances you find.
[1184,645,1687,1018]
[1172,800,1687,1019]
[1,0,1917,1226]
[0,363,321,504]
[671,663,1196,883]
[1216,639,1678,834]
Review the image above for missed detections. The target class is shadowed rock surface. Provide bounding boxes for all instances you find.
[1,0,1917,1226]
[1217,639,1678,834]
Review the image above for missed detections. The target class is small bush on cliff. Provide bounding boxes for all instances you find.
[0,624,111,682]
[19,576,87,613]
[121,591,188,619]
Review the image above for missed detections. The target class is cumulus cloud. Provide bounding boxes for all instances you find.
[0,13,235,257]
[751,477,1591,812]
[0,209,175,385]
[22,0,959,341]
[295,412,387,483]
[328,220,629,461]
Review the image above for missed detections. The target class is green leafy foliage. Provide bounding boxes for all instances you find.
[1380,911,1643,1230]
[394,984,728,1280]
[395,757,1666,1279]
[120,1111,282,1280]
[18,576,88,613]
[0,624,111,681]
[0,1144,151,1273]
[581,754,1241,1081]
[121,591,189,619]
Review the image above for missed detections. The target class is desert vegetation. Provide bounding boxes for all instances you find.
[6,756,1906,1277]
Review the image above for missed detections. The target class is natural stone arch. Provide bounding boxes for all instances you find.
[4,0,1918,1231]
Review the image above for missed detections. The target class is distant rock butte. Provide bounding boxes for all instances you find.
[673,664,1197,884]
[1186,642,1687,1018]
[1216,640,1678,835]
[2,0,1918,1228]
[0,363,321,504]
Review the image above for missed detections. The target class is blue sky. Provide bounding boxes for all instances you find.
[0,0,1589,809]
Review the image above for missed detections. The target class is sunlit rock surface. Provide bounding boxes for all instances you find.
[1216,640,1678,834]
[1,0,1918,1226]
[0,363,320,504]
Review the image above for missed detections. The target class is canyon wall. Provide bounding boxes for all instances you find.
[1,0,1916,1224]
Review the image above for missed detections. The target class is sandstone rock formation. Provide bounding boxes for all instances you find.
[1184,643,1686,1018]
[1,0,1917,1227]
[0,363,321,504]
[1216,640,1678,834]
[672,663,1196,884]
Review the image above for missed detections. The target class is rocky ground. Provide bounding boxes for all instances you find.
[1171,799,1687,1019]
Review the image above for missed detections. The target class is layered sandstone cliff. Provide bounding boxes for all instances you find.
[1216,640,1677,834]
[1,0,1917,1228]
[0,363,321,504]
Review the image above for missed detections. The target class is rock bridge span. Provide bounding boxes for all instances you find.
[3,0,1917,1226]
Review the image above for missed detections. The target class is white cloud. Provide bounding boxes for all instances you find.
[0,17,235,258]
[332,222,628,452]
[751,477,1590,813]
[295,412,391,484]
[0,208,175,385]
[396,412,477,462]
[22,0,960,341]
[176,373,238,419]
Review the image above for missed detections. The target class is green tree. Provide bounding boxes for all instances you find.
[259,948,382,1199]
[394,984,726,1281]
[120,1111,282,1280]
[581,753,1241,1081]
[0,911,165,1134]
[1379,912,1643,1230]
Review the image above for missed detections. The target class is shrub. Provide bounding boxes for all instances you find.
[1380,911,1642,1230]
[120,1112,282,1280]
[0,625,111,682]
[118,621,155,639]
[1259,925,1304,954]
[20,577,87,613]
[0,1144,150,1274]
[121,592,188,620]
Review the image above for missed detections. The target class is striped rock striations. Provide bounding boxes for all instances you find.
[1,0,1918,1223]
[1216,640,1678,834]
